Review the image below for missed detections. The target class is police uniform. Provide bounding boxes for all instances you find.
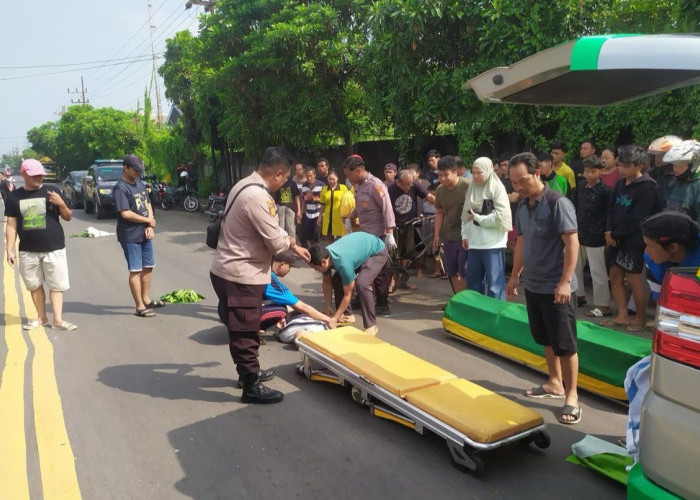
[349,172,396,306]
[210,171,291,378]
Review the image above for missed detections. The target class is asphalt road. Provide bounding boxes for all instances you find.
[1,197,629,499]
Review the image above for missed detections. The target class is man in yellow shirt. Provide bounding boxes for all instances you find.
[551,141,576,192]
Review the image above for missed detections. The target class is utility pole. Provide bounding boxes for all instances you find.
[68,77,89,104]
[148,1,163,126]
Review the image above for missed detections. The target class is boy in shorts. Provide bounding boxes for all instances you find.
[4,159,77,330]
[604,145,659,331]
[114,155,163,317]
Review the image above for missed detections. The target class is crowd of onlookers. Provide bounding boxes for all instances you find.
[277,136,700,333]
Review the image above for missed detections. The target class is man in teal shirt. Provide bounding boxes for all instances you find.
[308,231,388,334]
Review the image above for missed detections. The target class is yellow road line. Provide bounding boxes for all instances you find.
[0,256,30,500]
[21,284,82,499]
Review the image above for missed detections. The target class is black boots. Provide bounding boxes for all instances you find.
[239,371,283,404]
[236,368,276,388]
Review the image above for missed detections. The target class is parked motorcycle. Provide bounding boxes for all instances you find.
[160,184,200,212]
[204,187,230,221]
[142,174,164,213]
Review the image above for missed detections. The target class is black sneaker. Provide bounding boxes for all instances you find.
[241,382,284,404]
[375,304,391,317]
[236,369,276,388]
[577,296,588,307]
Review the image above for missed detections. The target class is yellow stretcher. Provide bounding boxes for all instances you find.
[297,326,551,476]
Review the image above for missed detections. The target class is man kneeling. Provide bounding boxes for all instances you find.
[308,232,388,335]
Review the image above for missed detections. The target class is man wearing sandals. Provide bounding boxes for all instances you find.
[4,159,77,331]
[506,152,582,425]
[114,155,164,318]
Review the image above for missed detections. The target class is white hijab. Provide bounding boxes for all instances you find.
[462,157,512,232]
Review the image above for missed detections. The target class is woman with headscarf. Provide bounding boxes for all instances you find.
[461,157,512,299]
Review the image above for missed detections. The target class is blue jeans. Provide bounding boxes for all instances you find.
[120,240,155,272]
[465,248,506,299]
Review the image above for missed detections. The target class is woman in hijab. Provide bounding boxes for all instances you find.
[461,157,512,299]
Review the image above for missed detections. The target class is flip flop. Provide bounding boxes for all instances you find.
[586,308,612,317]
[145,300,166,309]
[428,272,443,278]
[524,386,565,399]
[135,308,156,318]
[22,319,50,330]
[53,321,78,331]
[559,404,582,425]
[601,319,630,328]
[626,323,647,332]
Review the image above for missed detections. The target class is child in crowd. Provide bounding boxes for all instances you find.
[537,152,568,196]
[604,145,659,332]
[574,156,611,316]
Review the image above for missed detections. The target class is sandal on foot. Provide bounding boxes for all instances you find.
[524,386,565,399]
[626,323,647,332]
[428,272,443,278]
[601,319,630,328]
[586,308,612,318]
[23,319,49,330]
[135,308,156,318]
[53,321,78,331]
[145,300,166,309]
[559,404,582,425]
[399,282,417,290]
[338,314,356,324]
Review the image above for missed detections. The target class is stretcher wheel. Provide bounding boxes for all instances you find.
[351,386,367,405]
[452,453,485,477]
[533,431,551,449]
[448,443,485,477]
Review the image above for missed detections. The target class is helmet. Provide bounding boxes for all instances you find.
[648,135,682,153]
[662,139,700,169]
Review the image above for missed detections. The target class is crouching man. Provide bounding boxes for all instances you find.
[308,232,388,336]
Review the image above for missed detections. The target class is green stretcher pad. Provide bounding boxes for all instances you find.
[443,291,652,401]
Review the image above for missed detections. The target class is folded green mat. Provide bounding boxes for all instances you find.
[444,291,651,392]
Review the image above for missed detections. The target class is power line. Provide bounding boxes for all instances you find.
[86,2,185,93]
[0,54,159,70]
[0,57,158,82]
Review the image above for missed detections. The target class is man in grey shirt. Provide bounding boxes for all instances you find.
[506,152,582,425]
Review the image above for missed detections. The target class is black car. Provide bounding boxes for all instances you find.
[62,170,88,209]
[82,160,123,219]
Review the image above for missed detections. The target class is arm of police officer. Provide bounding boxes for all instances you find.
[248,194,309,261]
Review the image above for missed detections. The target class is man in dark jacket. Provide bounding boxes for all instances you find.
[574,156,611,316]
[604,145,659,332]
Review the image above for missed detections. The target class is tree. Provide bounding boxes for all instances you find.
[54,105,141,170]
[27,122,59,159]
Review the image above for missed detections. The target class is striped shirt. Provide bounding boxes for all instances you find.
[302,180,325,219]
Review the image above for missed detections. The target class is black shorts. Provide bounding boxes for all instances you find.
[608,236,645,274]
[524,289,577,356]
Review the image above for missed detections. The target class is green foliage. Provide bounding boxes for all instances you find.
[53,105,141,171]
[27,122,58,159]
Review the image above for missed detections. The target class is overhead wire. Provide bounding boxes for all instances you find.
[86,1,184,92]
[87,4,188,100]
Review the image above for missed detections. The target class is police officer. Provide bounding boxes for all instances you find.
[344,154,396,316]
[210,147,310,404]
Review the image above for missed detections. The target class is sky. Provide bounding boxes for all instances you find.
[0,0,201,157]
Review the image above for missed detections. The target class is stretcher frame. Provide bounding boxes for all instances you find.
[297,341,551,476]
